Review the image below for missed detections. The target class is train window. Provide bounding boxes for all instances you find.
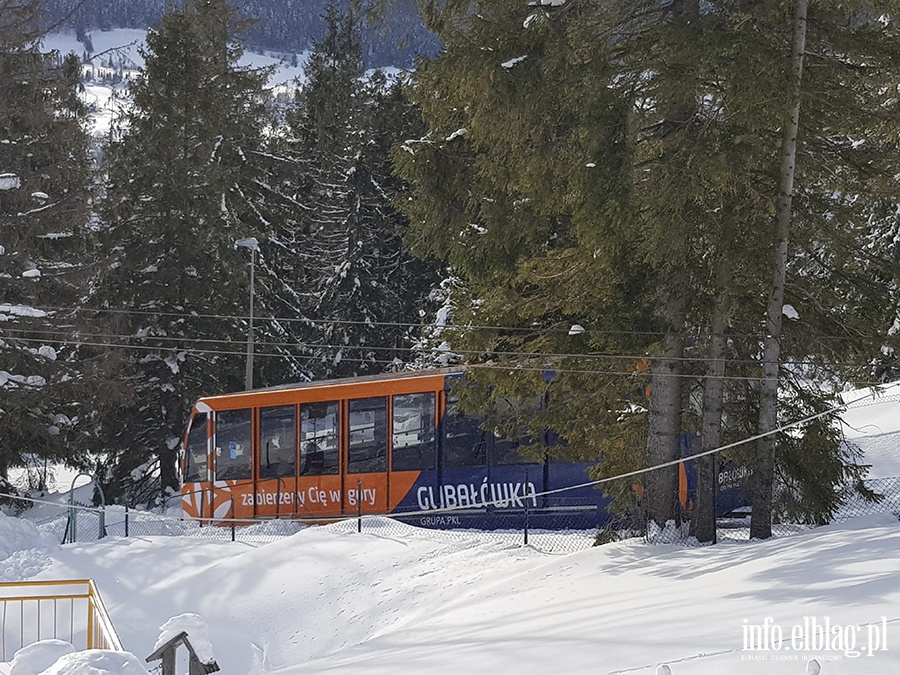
[215,409,252,481]
[260,406,296,479]
[493,436,539,465]
[348,397,387,474]
[300,401,339,475]
[444,394,487,467]
[491,396,542,465]
[184,413,208,482]
[391,393,436,471]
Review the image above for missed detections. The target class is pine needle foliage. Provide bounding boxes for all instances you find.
[397,0,900,533]
[93,0,275,504]
[0,0,102,487]
[266,2,441,380]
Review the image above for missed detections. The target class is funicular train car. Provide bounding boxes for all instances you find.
[179,369,725,529]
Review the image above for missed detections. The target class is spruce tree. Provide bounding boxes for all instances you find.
[708,0,900,537]
[94,0,276,504]
[395,0,721,527]
[268,3,440,380]
[397,0,900,537]
[0,0,99,490]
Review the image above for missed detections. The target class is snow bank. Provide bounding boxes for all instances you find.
[34,650,150,675]
[9,640,75,675]
[841,382,900,478]
[0,511,57,580]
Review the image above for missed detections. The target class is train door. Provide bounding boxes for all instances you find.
[256,404,299,518]
[297,400,343,518]
[440,386,545,524]
[210,407,254,520]
[388,391,438,514]
[489,432,544,513]
[483,390,544,505]
[439,390,490,512]
[344,396,389,514]
[180,411,210,520]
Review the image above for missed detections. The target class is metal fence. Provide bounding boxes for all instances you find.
[0,579,122,662]
[22,474,900,554]
[32,505,307,547]
[643,477,900,546]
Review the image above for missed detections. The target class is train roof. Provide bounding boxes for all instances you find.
[192,367,465,411]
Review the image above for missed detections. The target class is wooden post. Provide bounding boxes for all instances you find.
[146,631,220,675]
[162,649,176,675]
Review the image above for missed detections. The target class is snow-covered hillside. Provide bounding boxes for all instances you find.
[41,29,309,136]
[1,510,898,675]
[841,382,900,479]
[1,384,899,674]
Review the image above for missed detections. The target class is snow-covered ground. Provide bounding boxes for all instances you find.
[1,384,899,674]
[2,510,899,674]
[841,381,900,479]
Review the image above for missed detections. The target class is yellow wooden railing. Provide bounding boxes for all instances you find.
[0,579,122,662]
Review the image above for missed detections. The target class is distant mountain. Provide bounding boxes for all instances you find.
[42,0,439,68]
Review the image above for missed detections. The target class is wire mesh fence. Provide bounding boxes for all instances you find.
[31,505,308,547]
[833,476,900,521]
[700,476,900,543]
[20,474,900,554]
[29,501,602,554]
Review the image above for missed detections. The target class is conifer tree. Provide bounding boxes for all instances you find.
[269,3,440,380]
[707,0,900,537]
[397,0,900,537]
[395,0,727,527]
[0,0,99,490]
[94,0,276,503]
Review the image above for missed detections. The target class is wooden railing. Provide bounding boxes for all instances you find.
[0,579,122,662]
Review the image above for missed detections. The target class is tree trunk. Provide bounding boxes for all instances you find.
[645,292,686,528]
[159,446,179,500]
[692,287,730,543]
[643,0,698,531]
[692,215,737,543]
[751,0,808,540]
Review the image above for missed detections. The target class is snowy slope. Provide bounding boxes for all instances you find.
[2,385,899,673]
[42,28,400,139]
[41,29,309,136]
[841,382,900,479]
[0,511,895,674]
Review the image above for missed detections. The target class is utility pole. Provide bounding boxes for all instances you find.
[234,237,259,390]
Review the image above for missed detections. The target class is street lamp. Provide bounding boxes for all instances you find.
[234,237,259,390]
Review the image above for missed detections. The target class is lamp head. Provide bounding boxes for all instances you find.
[234,237,259,251]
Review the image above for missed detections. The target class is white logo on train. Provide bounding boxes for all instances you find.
[417,480,539,510]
